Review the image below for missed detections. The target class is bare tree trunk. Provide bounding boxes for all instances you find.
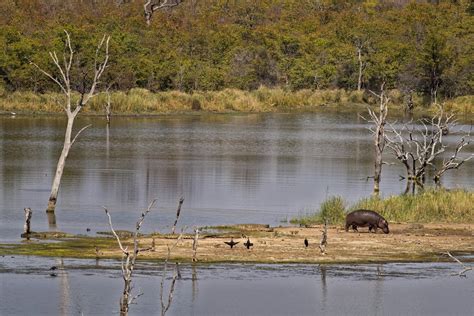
[47,114,74,212]
[192,228,199,262]
[171,197,184,234]
[32,31,110,215]
[21,208,32,238]
[357,46,363,91]
[369,83,389,194]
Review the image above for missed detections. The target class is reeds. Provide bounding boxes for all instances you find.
[1,88,472,115]
[291,189,474,225]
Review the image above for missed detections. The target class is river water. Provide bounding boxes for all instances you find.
[1,113,473,315]
[1,113,473,241]
[1,256,473,316]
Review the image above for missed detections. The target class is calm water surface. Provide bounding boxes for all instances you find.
[1,113,473,241]
[1,256,473,316]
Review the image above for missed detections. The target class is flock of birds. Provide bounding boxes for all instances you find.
[224,238,254,249]
[223,237,311,249]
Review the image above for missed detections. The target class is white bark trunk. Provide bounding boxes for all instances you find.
[47,113,75,213]
[357,47,363,91]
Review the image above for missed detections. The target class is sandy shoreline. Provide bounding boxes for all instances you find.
[2,223,473,264]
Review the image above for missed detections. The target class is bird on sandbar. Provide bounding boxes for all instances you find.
[304,238,309,248]
[244,238,253,249]
[224,238,239,249]
[49,266,58,271]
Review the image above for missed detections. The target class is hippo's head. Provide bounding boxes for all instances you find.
[379,219,389,234]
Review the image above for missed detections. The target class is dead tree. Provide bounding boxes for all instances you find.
[319,220,327,255]
[385,108,471,188]
[31,31,110,214]
[160,231,184,316]
[171,197,184,234]
[355,41,367,91]
[192,227,199,262]
[21,208,33,238]
[366,83,390,194]
[104,86,112,124]
[434,134,472,184]
[144,0,184,25]
[104,199,156,316]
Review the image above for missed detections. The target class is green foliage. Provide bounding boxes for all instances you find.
[0,0,472,105]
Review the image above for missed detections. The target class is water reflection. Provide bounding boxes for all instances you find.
[1,114,472,241]
[1,257,473,316]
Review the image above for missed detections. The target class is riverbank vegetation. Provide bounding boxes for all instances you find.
[1,1,473,114]
[1,88,472,115]
[291,189,474,226]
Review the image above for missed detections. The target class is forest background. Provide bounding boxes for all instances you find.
[0,0,473,114]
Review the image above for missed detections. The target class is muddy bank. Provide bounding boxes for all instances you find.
[1,223,472,264]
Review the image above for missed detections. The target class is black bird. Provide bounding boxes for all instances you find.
[49,266,58,271]
[224,238,239,249]
[86,228,91,232]
[244,238,253,249]
[304,238,309,248]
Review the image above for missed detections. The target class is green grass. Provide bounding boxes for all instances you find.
[3,87,468,115]
[290,196,346,226]
[291,189,474,226]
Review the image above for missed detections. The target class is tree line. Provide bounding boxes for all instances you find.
[0,0,473,104]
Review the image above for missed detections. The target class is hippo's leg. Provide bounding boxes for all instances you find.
[345,223,350,232]
[351,224,358,232]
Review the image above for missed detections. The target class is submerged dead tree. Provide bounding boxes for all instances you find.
[21,208,32,238]
[365,83,390,194]
[385,107,472,190]
[171,197,184,234]
[144,0,184,25]
[31,31,110,214]
[104,199,156,316]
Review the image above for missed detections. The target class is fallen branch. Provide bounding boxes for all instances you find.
[446,252,472,277]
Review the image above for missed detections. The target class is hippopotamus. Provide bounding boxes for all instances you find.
[345,210,389,234]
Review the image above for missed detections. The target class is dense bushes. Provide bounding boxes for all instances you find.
[0,1,473,105]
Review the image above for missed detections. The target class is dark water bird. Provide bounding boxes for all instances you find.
[49,273,57,277]
[49,266,57,271]
[304,238,309,248]
[224,238,239,249]
[244,238,253,249]
[86,228,91,232]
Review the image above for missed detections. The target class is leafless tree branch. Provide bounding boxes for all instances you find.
[103,199,156,315]
[445,252,473,277]
[144,0,184,25]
